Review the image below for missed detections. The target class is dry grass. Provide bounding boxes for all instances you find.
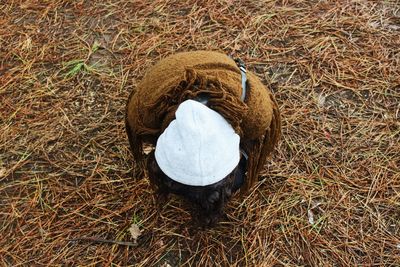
[1,0,399,266]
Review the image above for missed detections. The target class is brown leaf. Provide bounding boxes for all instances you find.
[0,167,6,178]
[128,224,141,241]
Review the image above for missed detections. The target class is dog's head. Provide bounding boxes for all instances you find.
[146,151,245,227]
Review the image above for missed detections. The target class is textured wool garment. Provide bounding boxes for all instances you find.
[125,51,281,192]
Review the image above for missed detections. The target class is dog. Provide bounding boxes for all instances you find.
[125,51,281,226]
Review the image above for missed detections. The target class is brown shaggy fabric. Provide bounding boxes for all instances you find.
[125,51,281,191]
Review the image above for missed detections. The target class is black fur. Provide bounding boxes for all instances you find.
[147,151,246,227]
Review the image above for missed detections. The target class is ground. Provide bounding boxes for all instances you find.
[1,0,399,266]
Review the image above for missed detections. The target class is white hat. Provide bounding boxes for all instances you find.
[155,100,240,186]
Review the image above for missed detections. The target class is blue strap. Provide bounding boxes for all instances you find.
[240,149,249,160]
[234,58,247,101]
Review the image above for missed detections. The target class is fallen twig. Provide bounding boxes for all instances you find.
[68,237,138,247]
